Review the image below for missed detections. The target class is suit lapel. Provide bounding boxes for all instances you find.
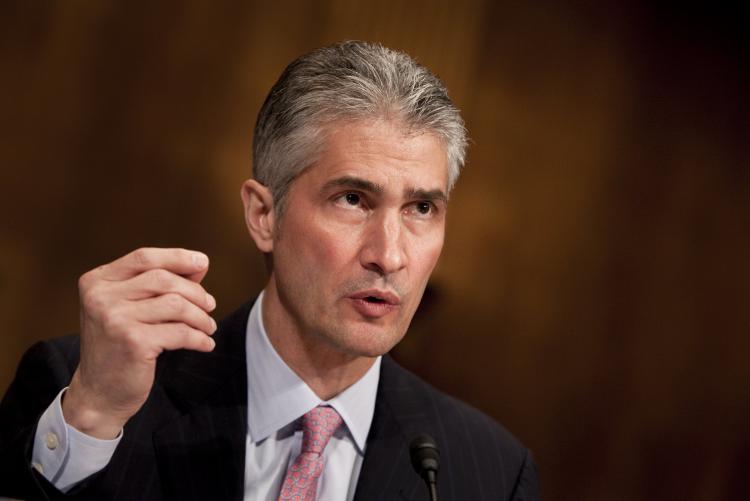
[152,302,252,501]
[353,356,432,501]
[145,304,433,501]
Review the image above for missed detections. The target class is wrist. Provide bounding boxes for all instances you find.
[62,380,126,440]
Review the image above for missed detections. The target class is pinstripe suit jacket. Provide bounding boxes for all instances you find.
[0,300,538,500]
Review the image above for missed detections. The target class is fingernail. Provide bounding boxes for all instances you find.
[211,318,217,331]
[192,252,209,267]
[208,338,216,350]
[206,293,216,310]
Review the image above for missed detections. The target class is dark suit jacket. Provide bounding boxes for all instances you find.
[0,301,538,500]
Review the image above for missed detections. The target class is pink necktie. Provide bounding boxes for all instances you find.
[278,406,343,501]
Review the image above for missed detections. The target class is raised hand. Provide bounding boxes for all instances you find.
[62,248,217,439]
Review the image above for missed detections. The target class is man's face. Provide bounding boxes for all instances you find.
[268,119,448,358]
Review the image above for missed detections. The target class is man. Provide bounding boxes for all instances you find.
[0,41,538,500]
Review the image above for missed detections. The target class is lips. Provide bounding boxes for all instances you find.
[348,289,401,318]
[350,290,401,305]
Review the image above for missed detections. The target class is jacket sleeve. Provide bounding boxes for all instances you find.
[0,338,80,501]
[509,448,540,501]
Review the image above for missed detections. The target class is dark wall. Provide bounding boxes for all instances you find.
[1,1,747,500]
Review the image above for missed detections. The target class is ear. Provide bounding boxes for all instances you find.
[241,179,275,253]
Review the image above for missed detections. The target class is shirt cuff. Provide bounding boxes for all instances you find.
[31,387,123,492]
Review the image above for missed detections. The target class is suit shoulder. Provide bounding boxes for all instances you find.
[21,334,81,371]
[380,355,528,460]
[378,356,538,498]
[4,335,80,399]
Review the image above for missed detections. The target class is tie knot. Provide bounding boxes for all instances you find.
[301,406,342,454]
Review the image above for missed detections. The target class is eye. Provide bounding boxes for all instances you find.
[344,193,361,206]
[333,192,366,210]
[415,201,432,215]
[405,200,438,219]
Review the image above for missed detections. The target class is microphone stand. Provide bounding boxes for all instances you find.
[409,434,440,501]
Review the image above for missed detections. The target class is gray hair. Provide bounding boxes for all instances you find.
[252,40,467,209]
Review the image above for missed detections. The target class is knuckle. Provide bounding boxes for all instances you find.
[149,268,173,290]
[189,283,206,304]
[121,328,141,349]
[80,285,104,312]
[178,323,192,337]
[100,306,125,330]
[163,293,184,313]
[77,271,93,291]
[132,247,153,268]
[174,323,194,343]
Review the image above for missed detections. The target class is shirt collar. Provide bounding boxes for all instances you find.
[245,290,381,454]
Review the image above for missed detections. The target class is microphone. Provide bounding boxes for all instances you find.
[409,434,439,501]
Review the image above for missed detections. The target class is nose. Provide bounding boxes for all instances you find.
[359,212,407,276]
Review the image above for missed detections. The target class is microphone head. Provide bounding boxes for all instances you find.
[409,433,440,480]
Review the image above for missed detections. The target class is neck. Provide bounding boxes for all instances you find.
[261,281,376,401]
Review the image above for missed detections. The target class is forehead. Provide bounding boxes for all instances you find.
[302,119,449,193]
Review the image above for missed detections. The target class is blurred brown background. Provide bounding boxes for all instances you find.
[1,1,748,499]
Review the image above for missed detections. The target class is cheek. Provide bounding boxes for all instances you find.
[286,213,360,276]
[409,231,444,278]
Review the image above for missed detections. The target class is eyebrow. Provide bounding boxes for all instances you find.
[405,187,448,204]
[322,175,447,203]
[322,176,384,195]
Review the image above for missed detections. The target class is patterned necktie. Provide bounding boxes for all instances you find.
[278,406,343,501]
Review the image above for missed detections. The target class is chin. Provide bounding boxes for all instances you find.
[325,321,407,358]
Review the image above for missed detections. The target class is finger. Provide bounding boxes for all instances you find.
[95,248,209,281]
[185,266,209,284]
[131,294,217,334]
[146,323,215,353]
[117,268,216,312]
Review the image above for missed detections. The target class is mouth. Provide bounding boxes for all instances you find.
[348,290,401,318]
[349,290,401,305]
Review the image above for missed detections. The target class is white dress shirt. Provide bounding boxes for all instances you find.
[31,290,381,500]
